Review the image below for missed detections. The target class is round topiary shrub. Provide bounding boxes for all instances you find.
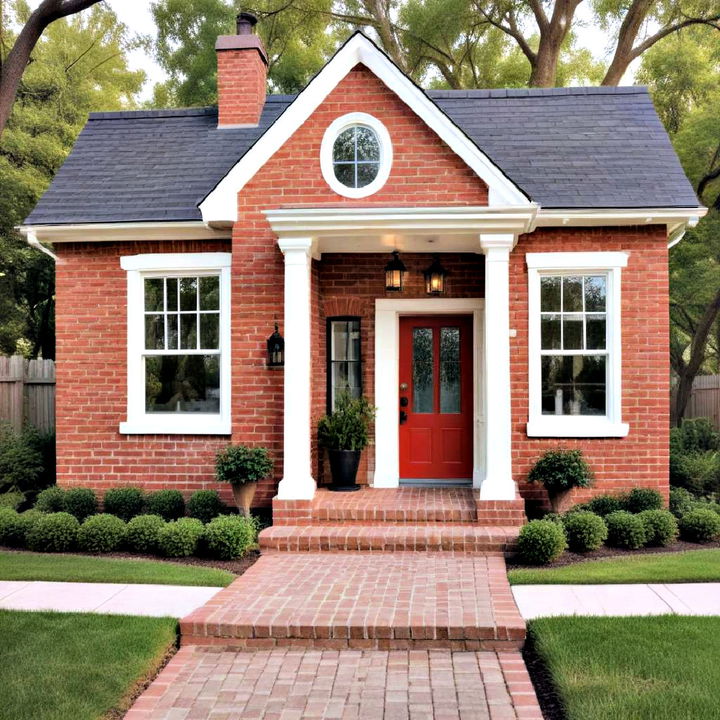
[187,490,225,524]
[27,512,79,553]
[679,508,720,543]
[103,487,145,522]
[669,487,696,518]
[0,508,20,545]
[605,511,648,549]
[562,511,608,552]
[145,490,185,521]
[2,509,44,548]
[77,513,126,553]
[583,494,623,517]
[622,488,663,514]
[158,518,204,557]
[639,509,678,547]
[517,520,567,565]
[34,486,66,513]
[528,449,593,512]
[125,514,166,554]
[201,515,257,560]
[64,488,97,522]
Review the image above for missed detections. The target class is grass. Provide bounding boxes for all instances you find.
[529,616,720,720]
[508,549,720,585]
[0,550,234,587]
[0,610,177,720]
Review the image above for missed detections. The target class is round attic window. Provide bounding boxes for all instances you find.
[320,113,392,198]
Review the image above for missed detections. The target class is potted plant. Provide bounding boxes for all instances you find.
[528,448,593,513]
[318,393,376,492]
[215,445,273,516]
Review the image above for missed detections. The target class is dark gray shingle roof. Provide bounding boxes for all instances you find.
[24,86,698,226]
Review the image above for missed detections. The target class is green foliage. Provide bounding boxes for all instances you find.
[0,509,43,547]
[317,393,376,452]
[562,511,608,553]
[201,514,257,560]
[157,518,204,557]
[528,449,593,497]
[0,424,44,494]
[622,488,664,514]
[583,495,624,517]
[125,514,166,555]
[517,520,567,565]
[145,490,185,521]
[670,487,697,518]
[0,491,24,510]
[605,511,648,550]
[216,446,273,486]
[77,514,126,553]
[679,509,720,543]
[671,418,720,453]
[27,512,79,552]
[63,488,97,522]
[639,509,679,547]
[103,487,145,522]
[671,451,720,496]
[34,486,65,513]
[187,490,225,523]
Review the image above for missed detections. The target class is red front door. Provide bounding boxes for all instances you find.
[399,315,473,480]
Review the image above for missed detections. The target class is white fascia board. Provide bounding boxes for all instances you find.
[535,207,706,232]
[199,33,530,225]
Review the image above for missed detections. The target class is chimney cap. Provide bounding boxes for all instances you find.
[236,12,258,34]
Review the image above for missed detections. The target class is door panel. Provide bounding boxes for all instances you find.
[399,315,473,480]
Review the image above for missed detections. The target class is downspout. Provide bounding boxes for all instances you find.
[21,228,59,262]
[667,215,700,250]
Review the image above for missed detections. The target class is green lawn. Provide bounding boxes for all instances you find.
[0,550,234,587]
[508,549,720,585]
[0,610,177,720]
[529,616,720,720]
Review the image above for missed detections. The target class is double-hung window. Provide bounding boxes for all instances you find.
[327,317,362,411]
[526,252,629,438]
[120,253,231,435]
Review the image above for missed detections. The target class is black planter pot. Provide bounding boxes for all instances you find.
[328,449,361,492]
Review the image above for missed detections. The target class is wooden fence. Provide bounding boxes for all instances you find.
[0,355,55,433]
[684,374,720,429]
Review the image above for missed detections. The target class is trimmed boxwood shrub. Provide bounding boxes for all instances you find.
[34,486,66,513]
[188,490,224,524]
[158,518,204,557]
[605,511,648,549]
[562,511,608,552]
[517,520,567,565]
[27,512,79,552]
[669,487,696,518]
[583,495,624,517]
[0,491,24,510]
[622,487,663,514]
[639,509,678,547]
[202,515,257,560]
[528,449,593,511]
[125,514,166,554]
[64,488,97,522]
[0,508,20,545]
[77,514,126,553]
[0,509,44,548]
[146,490,185,521]
[104,487,145,522]
[679,508,720,543]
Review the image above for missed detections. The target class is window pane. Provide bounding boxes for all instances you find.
[541,355,606,416]
[145,355,220,413]
[167,314,178,350]
[166,278,178,312]
[332,361,361,408]
[331,320,360,361]
[440,327,461,414]
[144,279,163,312]
[563,314,583,350]
[412,328,433,413]
[540,277,560,312]
[584,275,606,312]
[180,277,197,312]
[200,276,219,311]
[180,314,197,349]
[333,128,355,162]
[356,126,380,161]
[562,276,583,312]
[145,314,164,350]
[586,315,606,350]
[357,163,379,187]
[333,162,354,186]
[541,314,561,350]
[200,313,219,349]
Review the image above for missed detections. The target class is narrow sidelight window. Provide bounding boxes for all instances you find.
[328,318,361,411]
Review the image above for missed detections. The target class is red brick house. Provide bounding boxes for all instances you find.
[22,20,704,522]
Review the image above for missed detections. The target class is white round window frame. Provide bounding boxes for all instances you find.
[320,112,393,199]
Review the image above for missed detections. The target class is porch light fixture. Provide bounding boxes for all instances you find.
[384,250,406,292]
[266,324,284,367]
[424,255,447,295]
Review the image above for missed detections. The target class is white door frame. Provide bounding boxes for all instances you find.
[373,298,485,489]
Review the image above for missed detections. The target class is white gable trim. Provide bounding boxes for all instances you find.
[199,33,530,225]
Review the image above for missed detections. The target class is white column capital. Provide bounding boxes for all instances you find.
[479,233,515,256]
[278,237,314,258]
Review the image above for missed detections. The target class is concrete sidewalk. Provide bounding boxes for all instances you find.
[0,580,222,617]
[512,582,720,620]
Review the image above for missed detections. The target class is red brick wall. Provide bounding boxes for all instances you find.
[217,48,266,126]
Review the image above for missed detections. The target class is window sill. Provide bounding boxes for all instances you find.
[119,418,231,436]
[526,418,629,438]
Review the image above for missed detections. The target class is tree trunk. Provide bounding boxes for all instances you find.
[527,0,581,87]
[672,371,695,427]
[601,0,653,85]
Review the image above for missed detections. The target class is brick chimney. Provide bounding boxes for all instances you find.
[216,12,268,127]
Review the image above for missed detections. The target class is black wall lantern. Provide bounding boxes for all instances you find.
[267,324,284,367]
[384,250,406,292]
[424,255,447,295]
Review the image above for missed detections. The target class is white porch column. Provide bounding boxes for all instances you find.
[276,237,316,500]
[479,233,516,500]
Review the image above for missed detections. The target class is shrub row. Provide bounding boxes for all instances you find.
[571,487,665,518]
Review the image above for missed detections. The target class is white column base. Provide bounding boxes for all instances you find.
[276,476,316,500]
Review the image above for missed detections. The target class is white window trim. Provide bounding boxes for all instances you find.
[526,251,629,438]
[119,252,232,435]
[320,112,392,199]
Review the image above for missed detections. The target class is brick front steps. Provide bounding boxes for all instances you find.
[180,553,526,651]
